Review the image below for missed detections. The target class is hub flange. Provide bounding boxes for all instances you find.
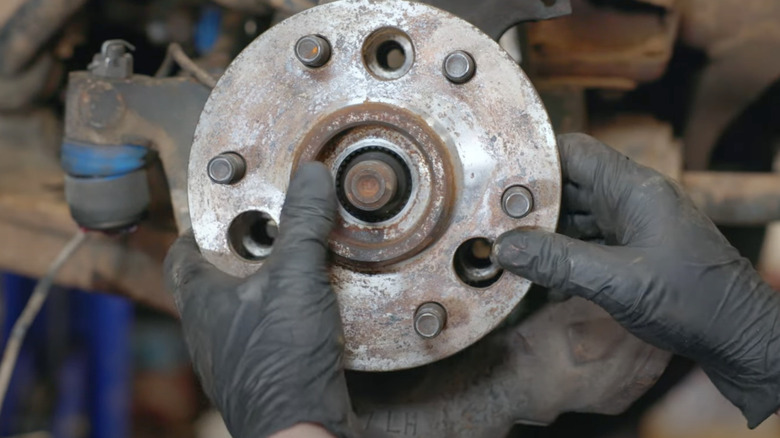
[188,0,561,371]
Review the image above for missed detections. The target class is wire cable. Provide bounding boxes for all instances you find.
[0,230,88,414]
[155,43,218,88]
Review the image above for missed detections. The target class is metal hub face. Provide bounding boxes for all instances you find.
[188,0,561,371]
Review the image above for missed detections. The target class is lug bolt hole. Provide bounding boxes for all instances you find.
[377,40,406,71]
[363,27,415,80]
[453,238,503,288]
[228,211,278,262]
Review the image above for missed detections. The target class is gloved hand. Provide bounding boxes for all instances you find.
[494,133,780,428]
[164,163,353,438]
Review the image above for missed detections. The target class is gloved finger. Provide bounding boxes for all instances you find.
[493,228,629,307]
[268,162,337,278]
[558,133,658,229]
[557,133,634,192]
[164,231,241,307]
[164,232,243,399]
[560,213,601,240]
[563,182,592,214]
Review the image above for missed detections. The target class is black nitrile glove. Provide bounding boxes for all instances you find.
[165,163,354,438]
[494,133,780,428]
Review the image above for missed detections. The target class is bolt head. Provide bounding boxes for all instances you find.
[354,172,386,203]
[344,159,398,212]
[208,153,246,185]
[443,51,476,84]
[296,35,332,68]
[502,186,534,219]
[89,39,135,79]
[414,303,447,339]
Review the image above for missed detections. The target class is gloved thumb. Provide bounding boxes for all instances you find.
[165,231,241,308]
[493,228,625,303]
[268,162,337,276]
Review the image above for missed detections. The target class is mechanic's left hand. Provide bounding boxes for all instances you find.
[164,163,354,438]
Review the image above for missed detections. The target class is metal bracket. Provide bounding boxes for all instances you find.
[319,0,572,40]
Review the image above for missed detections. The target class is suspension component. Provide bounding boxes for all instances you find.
[188,0,561,371]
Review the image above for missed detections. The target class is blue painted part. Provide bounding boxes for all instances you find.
[0,350,36,434]
[1,275,134,437]
[195,5,222,54]
[0,274,37,434]
[1,274,31,344]
[61,142,148,178]
[52,350,88,438]
[83,292,133,438]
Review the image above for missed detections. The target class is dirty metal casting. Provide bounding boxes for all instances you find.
[526,0,679,89]
[188,0,562,372]
[350,296,672,437]
[64,72,211,231]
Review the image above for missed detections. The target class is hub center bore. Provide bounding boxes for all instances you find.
[336,146,412,223]
[346,159,397,211]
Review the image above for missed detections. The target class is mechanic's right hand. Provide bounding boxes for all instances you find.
[494,133,780,428]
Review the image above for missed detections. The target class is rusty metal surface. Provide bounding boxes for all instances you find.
[64,72,211,231]
[0,0,87,76]
[188,0,561,371]
[349,296,672,436]
[682,172,780,226]
[526,0,679,88]
[593,115,780,226]
[682,43,780,171]
[421,0,572,41]
[226,0,572,40]
[295,105,454,267]
[679,0,780,170]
